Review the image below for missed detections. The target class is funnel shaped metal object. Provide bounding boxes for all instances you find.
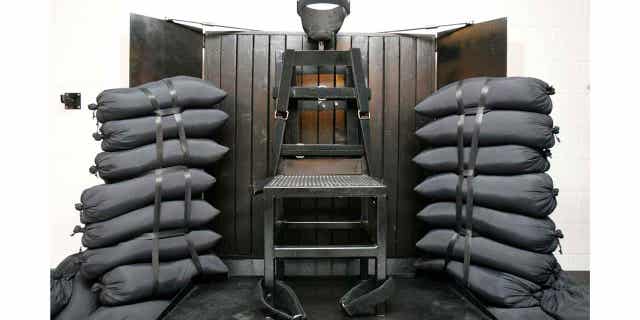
[297,0,350,41]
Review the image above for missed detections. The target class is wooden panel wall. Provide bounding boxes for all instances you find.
[204,32,435,258]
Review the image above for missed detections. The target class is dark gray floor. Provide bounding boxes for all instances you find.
[164,272,589,320]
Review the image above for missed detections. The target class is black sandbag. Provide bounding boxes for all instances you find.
[415,111,556,150]
[51,253,83,317]
[81,230,221,279]
[415,258,543,308]
[415,77,553,117]
[488,307,555,320]
[99,109,229,151]
[94,139,229,182]
[95,76,226,122]
[88,300,170,320]
[416,229,560,286]
[417,203,560,253]
[413,145,550,175]
[81,200,220,249]
[414,173,557,218]
[54,274,99,320]
[540,271,590,320]
[79,167,216,224]
[95,254,228,306]
[416,259,589,320]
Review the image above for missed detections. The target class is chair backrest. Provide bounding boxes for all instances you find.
[273,49,371,177]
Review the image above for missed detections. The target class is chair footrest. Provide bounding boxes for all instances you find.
[274,245,379,258]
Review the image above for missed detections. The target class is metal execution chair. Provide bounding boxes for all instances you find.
[262,48,389,315]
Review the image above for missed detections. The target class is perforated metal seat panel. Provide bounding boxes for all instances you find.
[264,175,386,197]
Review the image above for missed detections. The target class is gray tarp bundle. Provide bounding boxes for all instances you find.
[488,307,555,320]
[51,253,84,317]
[416,229,560,286]
[417,203,560,253]
[78,167,216,224]
[416,111,556,150]
[94,255,228,306]
[94,76,226,123]
[414,173,557,218]
[54,274,99,320]
[88,300,171,320]
[81,200,220,249]
[80,230,221,279]
[415,259,589,320]
[415,77,553,117]
[94,139,229,182]
[413,145,550,175]
[99,109,229,151]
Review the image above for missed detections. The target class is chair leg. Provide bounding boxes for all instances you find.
[376,195,387,315]
[264,193,275,291]
[360,258,368,280]
[276,260,285,280]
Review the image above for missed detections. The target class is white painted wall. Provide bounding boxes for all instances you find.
[49,0,590,270]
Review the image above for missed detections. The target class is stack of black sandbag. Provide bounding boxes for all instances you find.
[56,76,230,320]
[412,77,589,320]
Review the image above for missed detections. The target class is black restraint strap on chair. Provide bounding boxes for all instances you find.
[258,277,395,319]
[258,279,306,320]
[340,278,396,317]
[271,50,295,176]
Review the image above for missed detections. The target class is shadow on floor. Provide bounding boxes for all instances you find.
[164,272,589,320]
[164,275,485,320]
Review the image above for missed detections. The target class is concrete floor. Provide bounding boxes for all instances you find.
[164,272,590,320]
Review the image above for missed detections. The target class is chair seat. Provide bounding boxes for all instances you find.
[264,175,386,197]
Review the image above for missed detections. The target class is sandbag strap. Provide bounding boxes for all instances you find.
[151,169,163,296]
[183,169,193,232]
[454,80,465,234]
[163,78,178,109]
[460,79,491,285]
[185,237,204,275]
[443,232,459,270]
[182,169,204,275]
[175,113,190,161]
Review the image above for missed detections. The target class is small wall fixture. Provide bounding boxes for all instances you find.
[61,92,81,109]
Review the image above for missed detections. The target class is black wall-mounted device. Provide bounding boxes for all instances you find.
[61,92,81,109]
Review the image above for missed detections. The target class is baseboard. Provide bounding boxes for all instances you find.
[223,258,417,277]
[223,257,591,277]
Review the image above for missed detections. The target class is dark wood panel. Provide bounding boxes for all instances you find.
[204,35,221,87]
[235,35,254,255]
[415,38,436,251]
[130,14,202,86]
[437,18,507,88]
[211,34,237,255]
[397,37,418,257]
[383,36,400,257]
[416,39,436,129]
[367,36,384,180]
[251,35,270,257]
